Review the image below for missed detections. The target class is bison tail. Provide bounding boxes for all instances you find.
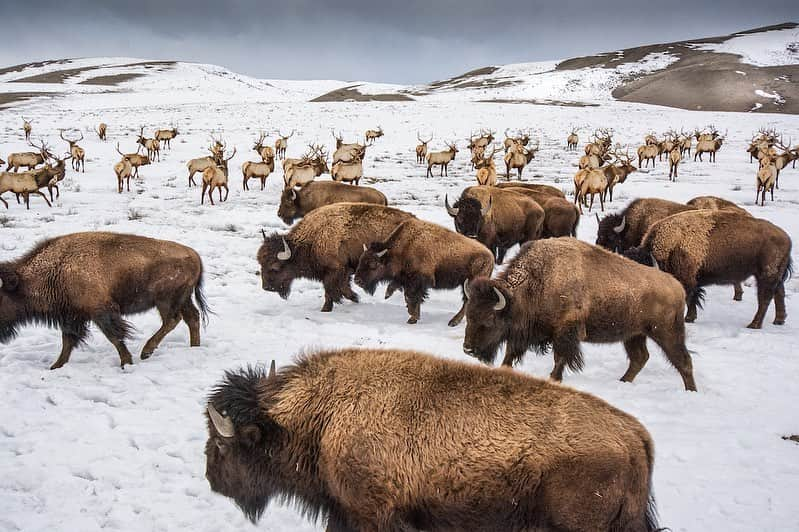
[782,257,794,283]
[571,210,580,237]
[645,495,663,531]
[194,263,211,327]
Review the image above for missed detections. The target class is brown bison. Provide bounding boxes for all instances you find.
[445,186,544,263]
[0,232,208,369]
[686,195,748,215]
[496,181,565,197]
[503,187,580,238]
[258,203,413,312]
[463,238,697,391]
[205,348,660,531]
[276,181,387,225]
[354,218,493,325]
[625,210,792,328]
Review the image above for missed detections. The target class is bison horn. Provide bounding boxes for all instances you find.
[650,253,660,271]
[463,280,471,299]
[268,360,276,379]
[493,287,506,311]
[277,237,292,261]
[444,194,458,217]
[290,188,297,201]
[208,403,235,438]
[613,216,626,234]
[375,248,388,258]
[0,278,3,289]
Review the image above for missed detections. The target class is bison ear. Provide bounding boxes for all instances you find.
[240,425,262,447]
[0,272,19,292]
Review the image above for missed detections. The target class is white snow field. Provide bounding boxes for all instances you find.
[1,57,799,532]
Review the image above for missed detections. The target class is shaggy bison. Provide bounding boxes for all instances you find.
[503,186,580,238]
[625,210,792,328]
[258,203,413,312]
[463,238,697,391]
[496,181,565,197]
[686,195,748,215]
[445,186,544,263]
[277,181,387,225]
[205,348,660,531]
[354,218,493,325]
[0,232,208,369]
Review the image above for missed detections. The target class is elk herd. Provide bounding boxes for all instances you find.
[0,111,797,532]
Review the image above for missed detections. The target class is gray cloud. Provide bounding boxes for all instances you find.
[1,1,797,83]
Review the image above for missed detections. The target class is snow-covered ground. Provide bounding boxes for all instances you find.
[691,26,799,67]
[1,61,799,532]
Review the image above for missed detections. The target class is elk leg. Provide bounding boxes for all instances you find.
[23,192,30,210]
[747,279,775,329]
[260,177,266,190]
[620,335,650,383]
[126,177,131,192]
[0,195,7,209]
[648,326,696,391]
[598,190,605,212]
[201,183,207,204]
[770,186,774,201]
[141,306,181,359]
[733,283,744,301]
[188,172,195,186]
[50,324,89,370]
[774,282,787,325]
[94,310,134,368]
[588,193,594,213]
[223,185,229,202]
[35,191,51,207]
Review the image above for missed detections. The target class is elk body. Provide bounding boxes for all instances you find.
[331,131,366,164]
[364,126,383,144]
[637,144,658,168]
[601,149,636,202]
[331,157,363,185]
[0,170,53,209]
[114,157,133,193]
[252,131,275,162]
[22,154,69,203]
[694,137,723,162]
[201,148,236,205]
[136,127,160,162]
[668,146,681,181]
[96,122,107,141]
[274,130,294,159]
[426,143,458,177]
[242,159,274,191]
[6,139,52,172]
[574,168,607,213]
[22,117,32,141]
[0,232,208,369]
[462,238,697,391]
[475,145,499,186]
[117,143,150,178]
[154,127,179,149]
[60,130,86,172]
[504,141,538,179]
[204,347,660,532]
[284,146,329,188]
[415,132,432,164]
[757,158,777,206]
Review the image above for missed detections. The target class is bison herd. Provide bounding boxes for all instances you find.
[0,120,795,532]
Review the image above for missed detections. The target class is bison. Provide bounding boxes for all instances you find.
[276,181,387,225]
[205,348,660,531]
[445,186,544,264]
[0,232,208,369]
[354,218,493,325]
[686,195,748,215]
[258,202,413,312]
[625,210,792,328]
[463,238,697,391]
[496,181,565,198]
[503,186,580,238]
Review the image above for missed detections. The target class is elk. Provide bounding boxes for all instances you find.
[242,153,275,191]
[0,170,53,209]
[578,153,602,170]
[678,130,692,158]
[96,122,107,141]
[757,157,777,206]
[154,126,179,149]
[331,154,363,185]
[668,144,681,181]
[503,140,538,179]
[658,130,678,161]
[22,117,32,141]
[644,132,658,146]
[426,142,458,177]
[502,129,531,153]
[116,143,150,178]
[331,130,366,164]
[364,126,383,144]
[274,130,294,159]
[21,153,70,203]
[637,143,658,168]
[574,168,607,213]
[602,148,636,202]
[475,145,500,186]
[201,148,236,205]
[5,139,53,172]
[114,157,133,193]
[60,130,86,172]
[467,129,495,151]
[771,138,797,189]
[566,126,580,151]
[252,131,275,162]
[284,145,329,188]
[415,132,432,164]
[136,127,161,162]
[694,130,725,162]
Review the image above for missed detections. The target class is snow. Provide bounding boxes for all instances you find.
[1,58,799,532]
[692,27,799,67]
[755,89,786,104]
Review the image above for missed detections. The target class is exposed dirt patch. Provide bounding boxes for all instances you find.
[8,61,176,84]
[428,66,499,88]
[79,73,145,86]
[476,98,598,108]
[310,85,414,102]
[0,59,72,77]
[0,92,56,107]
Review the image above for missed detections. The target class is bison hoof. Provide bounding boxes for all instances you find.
[407,317,418,324]
[49,361,65,370]
[773,318,786,326]
[447,317,462,327]
[684,316,696,323]
[321,305,333,312]
[140,350,153,360]
[733,295,743,301]
[120,356,134,368]
[746,322,762,329]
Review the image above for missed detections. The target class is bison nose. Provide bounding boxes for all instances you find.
[463,344,475,356]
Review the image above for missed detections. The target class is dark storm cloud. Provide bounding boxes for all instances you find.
[1,1,797,83]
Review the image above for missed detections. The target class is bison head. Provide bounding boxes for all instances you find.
[205,363,282,524]
[256,232,296,299]
[0,269,21,344]
[462,278,511,364]
[276,188,300,225]
[595,213,626,253]
[354,243,389,296]
[446,195,489,239]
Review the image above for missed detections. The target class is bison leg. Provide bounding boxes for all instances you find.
[384,281,401,299]
[141,305,182,359]
[321,271,350,312]
[447,286,468,327]
[181,299,202,346]
[733,283,744,301]
[747,279,776,329]
[324,514,358,532]
[620,335,650,383]
[684,288,701,323]
[403,286,425,324]
[50,324,89,370]
[94,311,134,368]
[549,328,583,382]
[500,339,527,367]
[648,326,696,391]
[774,282,787,325]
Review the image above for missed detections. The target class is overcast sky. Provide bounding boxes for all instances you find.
[1,1,797,83]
